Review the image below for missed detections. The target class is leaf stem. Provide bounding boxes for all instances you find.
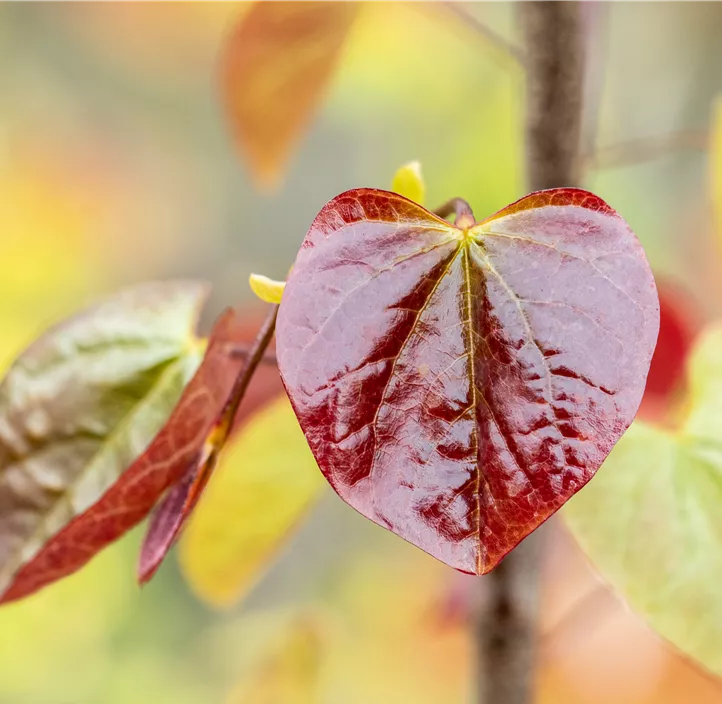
[433,198,476,229]
[218,304,279,440]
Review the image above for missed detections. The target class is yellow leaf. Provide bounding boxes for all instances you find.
[249,273,285,304]
[391,160,425,205]
[179,396,325,607]
[226,612,326,704]
[712,96,722,242]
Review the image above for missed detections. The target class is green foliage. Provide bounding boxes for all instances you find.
[0,282,207,598]
[565,323,722,676]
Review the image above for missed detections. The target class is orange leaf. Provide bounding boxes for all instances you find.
[222,1,359,188]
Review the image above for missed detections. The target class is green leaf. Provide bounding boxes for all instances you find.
[565,323,722,676]
[179,395,325,608]
[0,281,208,596]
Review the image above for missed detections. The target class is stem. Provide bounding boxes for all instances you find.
[218,304,279,439]
[474,4,586,704]
[433,198,476,229]
[584,129,709,172]
[520,2,585,189]
[441,2,526,68]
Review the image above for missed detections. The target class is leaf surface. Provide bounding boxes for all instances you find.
[565,324,722,676]
[179,396,325,607]
[276,188,659,573]
[0,303,249,603]
[222,1,358,188]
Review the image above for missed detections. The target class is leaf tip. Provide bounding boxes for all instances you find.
[249,273,285,304]
[391,160,426,205]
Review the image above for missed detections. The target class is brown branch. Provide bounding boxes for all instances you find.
[473,4,586,704]
[440,2,526,69]
[221,304,278,436]
[584,129,709,172]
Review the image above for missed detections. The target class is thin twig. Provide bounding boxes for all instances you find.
[441,2,526,69]
[219,304,279,438]
[584,129,709,171]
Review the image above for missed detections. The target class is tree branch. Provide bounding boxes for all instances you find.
[441,2,526,69]
[474,4,586,704]
[584,129,708,172]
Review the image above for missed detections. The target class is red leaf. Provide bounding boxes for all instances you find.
[638,278,703,422]
[276,188,659,574]
[0,309,248,604]
[137,448,216,585]
[222,1,358,188]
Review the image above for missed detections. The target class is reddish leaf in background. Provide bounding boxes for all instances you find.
[0,309,248,604]
[638,279,703,422]
[222,1,358,188]
[276,188,659,574]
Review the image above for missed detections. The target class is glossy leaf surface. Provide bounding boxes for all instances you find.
[223,1,358,188]
[565,324,722,676]
[0,306,249,603]
[179,396,325,607]
[277,188,659,574]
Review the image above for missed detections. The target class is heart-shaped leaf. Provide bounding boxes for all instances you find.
[564,323,722,676]
[0,297,250,603]
[276,188,659,574]
[223,1,359,188]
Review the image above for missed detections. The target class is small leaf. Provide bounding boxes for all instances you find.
[391,161,425,205]
[223,1,358,188]
[712,96,722,242]
[179,396,325,608]
[276,188,659,574]
[565,323,722,677]
[0,303,250,604]
[249,273,286,304]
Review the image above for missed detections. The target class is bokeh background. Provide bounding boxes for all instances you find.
[1,2,721,703]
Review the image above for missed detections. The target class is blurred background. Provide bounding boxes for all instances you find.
[1,2,721,703]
